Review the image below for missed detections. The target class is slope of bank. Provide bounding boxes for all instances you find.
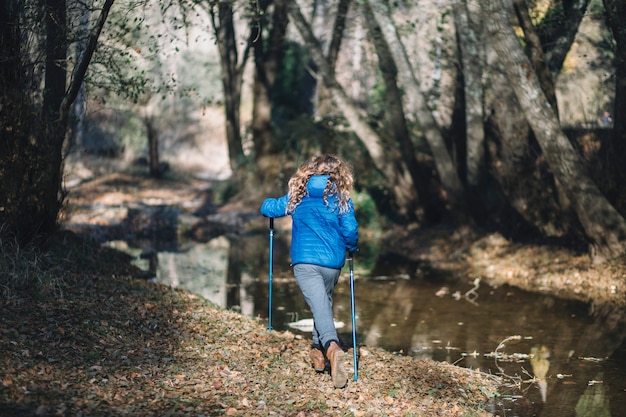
[383,223,626,310]
[0,232,499,417]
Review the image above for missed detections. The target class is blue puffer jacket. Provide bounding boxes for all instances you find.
[260,175,358,269]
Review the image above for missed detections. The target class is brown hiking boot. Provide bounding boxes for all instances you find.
[326,341,348,388]
[310,347,326,372]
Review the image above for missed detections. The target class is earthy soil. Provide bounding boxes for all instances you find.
[383,222,626,310]
[1,170,625,416]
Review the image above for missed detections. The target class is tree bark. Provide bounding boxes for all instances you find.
[210,1,248,176]
[69,2,90,151]
[145,116,161,178]
[39,0,69,237]
[363,1,443,222]
[251,0,289,157]
[0,0,23,106]
[512,0,558,117]
[315,0,351,117]
[452,0,485,188]
[479,0,591,237]
[288,2,385,160]
[0,0,114,243]
[539,0,590,78]
[61,0,114,122]
[483,0,626,263]
[601,0,626,211]
[482,0,566,237]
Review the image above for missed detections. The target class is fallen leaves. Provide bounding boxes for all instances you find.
[0,230,501,417]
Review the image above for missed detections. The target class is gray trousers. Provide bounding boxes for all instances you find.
[293,263,341,348]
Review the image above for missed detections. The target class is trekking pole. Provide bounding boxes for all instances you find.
[348,251,358,380]
[268,218,274,331]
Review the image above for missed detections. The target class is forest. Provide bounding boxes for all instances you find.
[3,1,626,416]
[1,0,626,263]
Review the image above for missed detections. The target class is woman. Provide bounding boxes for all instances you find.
[260,155,359,388]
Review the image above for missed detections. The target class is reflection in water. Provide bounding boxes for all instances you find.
[150,233,626,417]
[530,345,550,402]
[575,372,610,417]
[288,318,345,332]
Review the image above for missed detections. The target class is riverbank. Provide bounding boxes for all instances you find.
[382,222,626,310]
[0,231,499,416]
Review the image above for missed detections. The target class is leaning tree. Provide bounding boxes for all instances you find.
[483,0,626,262]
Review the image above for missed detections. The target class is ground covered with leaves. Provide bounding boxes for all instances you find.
[0,232,499,417]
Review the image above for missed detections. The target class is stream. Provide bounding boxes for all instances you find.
[106,231,626,417]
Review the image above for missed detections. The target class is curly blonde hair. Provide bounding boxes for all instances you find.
[286,154,354,214]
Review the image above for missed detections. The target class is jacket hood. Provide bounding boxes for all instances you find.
[307,175,329,198]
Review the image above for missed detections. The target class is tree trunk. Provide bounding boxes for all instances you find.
[0,0,67,242]
[315,0,351,117]
[366,0,465,209]
[539,0,590,77]
[483,74,550,235]
[61,0,114,122]
[0,0,23,111]
[0,0,35,241]
[211,2,247,176]
[512,0,558,117]
[40,0,68,234]
[0,0,114,244]
[145,116,161,178]
[251,0,289,157]
[478,0,590,237]
[452,0,485,188]
[601,0,626,212]
[69,3,89,151]
[484,0,626,263]
[482,0,566,237]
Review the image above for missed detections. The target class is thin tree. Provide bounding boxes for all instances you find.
[512,0,558,117]
[208,1,250,177]
[483,0,626,263]
[601,0,626,209]
[452,0,485,188]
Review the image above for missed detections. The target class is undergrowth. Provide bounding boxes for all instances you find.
[0,227,55,300]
